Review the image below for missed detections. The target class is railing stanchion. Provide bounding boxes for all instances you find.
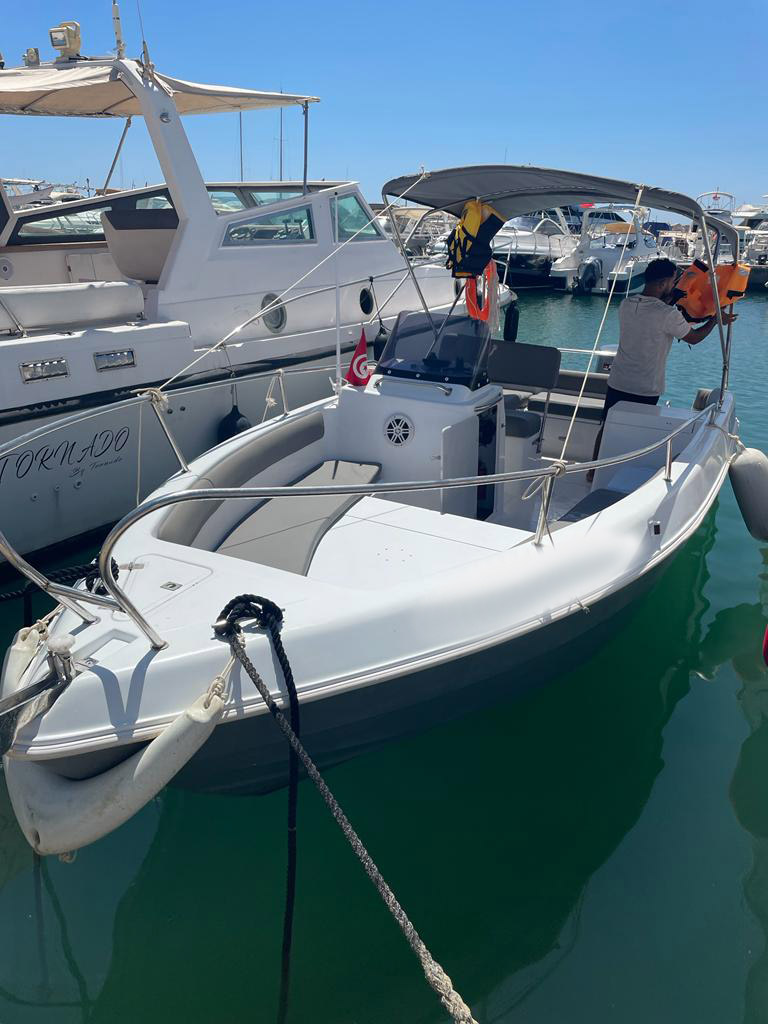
[143,390,190,473]
[534,474,555,546]
[664,438,673,482]
[278,369,289,414]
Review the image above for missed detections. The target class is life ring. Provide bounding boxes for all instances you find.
[466,260,497,321]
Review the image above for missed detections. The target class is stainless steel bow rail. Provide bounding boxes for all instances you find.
[92,401,721,649]
[0,369,724,651]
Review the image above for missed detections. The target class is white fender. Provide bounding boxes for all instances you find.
[729,447,768,542]
[1,626,43,696]
[4,691,225,856]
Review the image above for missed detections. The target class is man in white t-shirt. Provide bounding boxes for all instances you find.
[590,258,737,472]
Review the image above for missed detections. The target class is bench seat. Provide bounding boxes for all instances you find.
[217,460,380,574]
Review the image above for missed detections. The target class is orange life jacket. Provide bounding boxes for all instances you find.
[675,259,751,320]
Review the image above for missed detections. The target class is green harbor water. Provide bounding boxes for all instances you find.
[1,290,768,1023]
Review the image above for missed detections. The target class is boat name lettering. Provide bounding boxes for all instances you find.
[0,427,130,484]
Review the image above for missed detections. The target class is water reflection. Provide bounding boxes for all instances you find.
[43,516,715,1024]
[698,548,768,1024]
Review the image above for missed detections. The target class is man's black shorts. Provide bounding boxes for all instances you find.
[601,385,659,422]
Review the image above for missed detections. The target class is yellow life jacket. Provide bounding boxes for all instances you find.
[675,259,751,320]
[446,199,504,278]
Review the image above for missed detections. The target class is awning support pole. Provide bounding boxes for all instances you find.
[699,214,729,406]
[385,205,438,340]
[102,116,132,193]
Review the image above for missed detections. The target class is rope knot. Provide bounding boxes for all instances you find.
[213,594,284,638]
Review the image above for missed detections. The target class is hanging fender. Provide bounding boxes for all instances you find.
[466,260,497,321]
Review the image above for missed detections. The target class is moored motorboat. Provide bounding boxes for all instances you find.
[1,164,764,856]
[550,203,660,294]
[0,18,467,559]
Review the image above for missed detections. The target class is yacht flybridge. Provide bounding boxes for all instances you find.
[2,164,765,856]
[0,23,466,557]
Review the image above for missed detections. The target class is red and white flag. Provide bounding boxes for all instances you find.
[344,328,371,386]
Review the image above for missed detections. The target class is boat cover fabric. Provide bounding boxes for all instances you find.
[0,61,319,117]
[0,280,143,333]
[383,166,739,249]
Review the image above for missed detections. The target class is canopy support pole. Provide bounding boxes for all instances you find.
[699,214,729,405]
[302,102,309,195]
[102,116,132,193]
[385,205,438,340]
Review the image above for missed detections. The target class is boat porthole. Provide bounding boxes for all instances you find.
[261,293,287,333]
[359,288,374,315]
[384,414,413,446]
[0,258,13,280]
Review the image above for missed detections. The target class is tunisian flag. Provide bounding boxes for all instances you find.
[344,328,371,386]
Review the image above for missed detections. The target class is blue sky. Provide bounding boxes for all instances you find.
[2,0,766,209]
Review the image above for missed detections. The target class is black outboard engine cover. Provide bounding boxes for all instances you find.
[576,258,601,293]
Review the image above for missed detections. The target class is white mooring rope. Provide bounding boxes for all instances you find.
[225,628,478,1024]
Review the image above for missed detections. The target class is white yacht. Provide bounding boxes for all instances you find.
[1,165,761,857]
[0,23,468,559]
[492,210,577,288]
[549,204,659,294]
[0,177,84,211]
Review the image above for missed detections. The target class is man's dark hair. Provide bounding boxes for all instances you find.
[645,258,678,283]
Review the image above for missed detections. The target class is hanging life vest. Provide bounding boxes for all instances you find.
[465,259,498,322]
[674,259,751,321]
[446,199,504,279]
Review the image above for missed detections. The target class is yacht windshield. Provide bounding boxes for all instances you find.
[376,311,492,389]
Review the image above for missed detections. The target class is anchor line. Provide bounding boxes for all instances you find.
[214,595,478,1024]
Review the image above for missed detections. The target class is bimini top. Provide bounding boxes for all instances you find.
[383,165,738,247]
[0,60,319,117]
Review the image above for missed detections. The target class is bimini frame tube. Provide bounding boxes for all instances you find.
[698,213,730,403]
[382,188,438,338]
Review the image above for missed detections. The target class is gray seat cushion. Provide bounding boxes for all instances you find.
[157,412,325,546]
[555,369,608,398]
[488,341,561,392]
[217,460,380,574]
[505,408,541,439]
[528,392,605,423]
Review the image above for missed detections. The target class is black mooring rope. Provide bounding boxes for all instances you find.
[214,595,299,1024]
[0,559,119,629]
[213,595,477,1024]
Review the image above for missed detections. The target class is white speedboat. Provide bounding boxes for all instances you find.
[492,209,578,287]
[549,204,659,294]
[0,21,465,558]
[1,164,761,856]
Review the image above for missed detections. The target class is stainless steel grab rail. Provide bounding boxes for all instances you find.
[94,401,724,649]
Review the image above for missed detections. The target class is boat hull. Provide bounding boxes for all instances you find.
[38,546,675,796]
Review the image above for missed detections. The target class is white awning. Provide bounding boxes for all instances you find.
[0,61,319,117]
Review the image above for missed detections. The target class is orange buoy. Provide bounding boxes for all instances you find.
[465,260,497,321]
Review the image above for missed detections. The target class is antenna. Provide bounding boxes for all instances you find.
[239,112,244,181]
[112,1,126,58]
[279,91,284,180]
[134,0,153,70]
